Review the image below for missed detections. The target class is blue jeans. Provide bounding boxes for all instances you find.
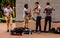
[44,16,52,31]
[36,16,41,32]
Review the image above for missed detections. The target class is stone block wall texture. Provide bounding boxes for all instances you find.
[16,0,60,22]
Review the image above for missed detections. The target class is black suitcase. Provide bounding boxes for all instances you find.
[11,27,24,35]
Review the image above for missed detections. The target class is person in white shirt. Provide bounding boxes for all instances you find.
[23,4,31,28]
[4,4,13,32]
[33,2,41,32]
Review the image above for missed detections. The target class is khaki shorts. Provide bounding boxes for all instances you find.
[24,16,29,23]
[5,17,12,24]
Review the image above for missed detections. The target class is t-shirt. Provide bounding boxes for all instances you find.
[44,5,53,16]
[34,5,41,16]
[4,8,13,17]
[23,8,28,17]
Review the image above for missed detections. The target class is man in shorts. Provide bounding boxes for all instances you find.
[23,4,31,28]
[4,4,13,32]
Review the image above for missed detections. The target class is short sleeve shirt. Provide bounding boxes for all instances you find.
[45,5,53,16]
[4,8,13,17]
[35,6,41,16]
[23,8,28,17]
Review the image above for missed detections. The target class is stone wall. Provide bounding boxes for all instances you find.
[16,0,60,22]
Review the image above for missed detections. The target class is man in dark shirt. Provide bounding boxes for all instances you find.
[43,2,55,32]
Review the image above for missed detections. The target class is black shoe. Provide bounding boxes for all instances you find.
[39,30,42,32]
[7,30,9,32]
[35,30,38,32]
[44,30,46,32]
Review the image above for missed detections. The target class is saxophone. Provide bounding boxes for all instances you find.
[7,12,11,21]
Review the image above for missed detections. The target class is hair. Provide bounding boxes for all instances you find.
[35,2,39,4]
[24,4,28,9]
[46,2,50,5]
[3,4,7,7]
[6,4,10,6]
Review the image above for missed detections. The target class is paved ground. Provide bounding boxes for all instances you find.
[0,20,60,38]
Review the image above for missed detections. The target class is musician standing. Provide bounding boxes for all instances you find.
[4,4,13,32]
[33,2,41,32]
[43,2,55,32]
[23,4,31,28]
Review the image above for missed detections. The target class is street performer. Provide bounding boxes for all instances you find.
[4,4,13,32]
